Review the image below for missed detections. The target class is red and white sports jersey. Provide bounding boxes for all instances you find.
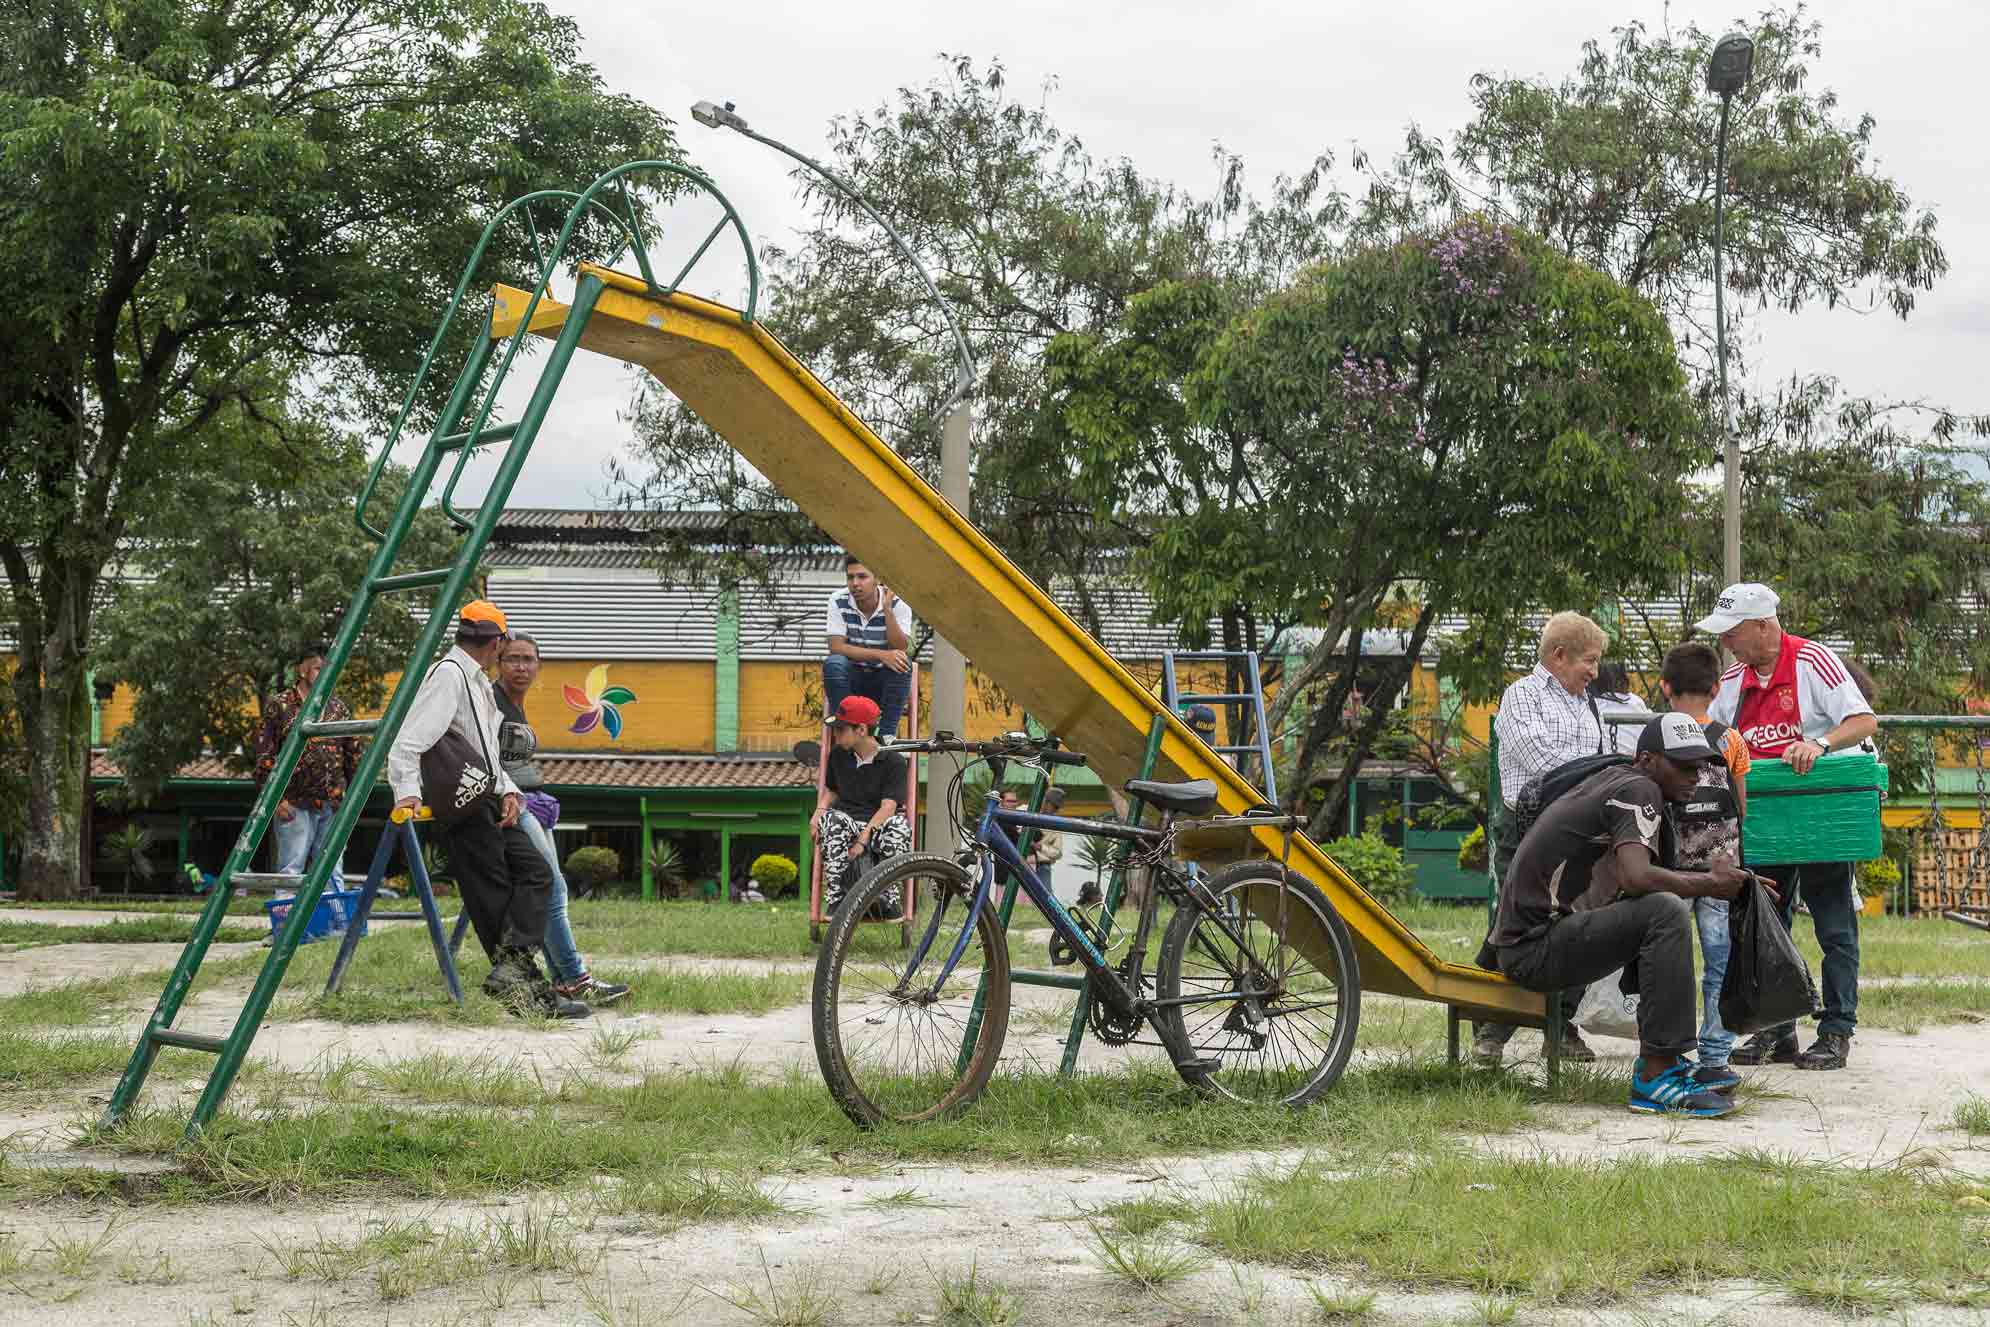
[1707,632,1872,759]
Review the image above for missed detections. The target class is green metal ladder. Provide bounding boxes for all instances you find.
[103,161,762,1140]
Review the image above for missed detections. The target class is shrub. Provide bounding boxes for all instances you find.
[1457,824,1488,875]
[565,846,622,893]
[645,840,687,899]
[1856,856,1900,901]
[749,854,798,895]
[1321,832,1416,904]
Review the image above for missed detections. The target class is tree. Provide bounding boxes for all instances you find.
[620,55,1346,636]
[92,424,463,803]
[1,0,677,897]
[1172,216,1703,834]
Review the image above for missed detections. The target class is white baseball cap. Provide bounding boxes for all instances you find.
[1694,582,1779,635]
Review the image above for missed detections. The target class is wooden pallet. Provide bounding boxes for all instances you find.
[1912,826,1988,913]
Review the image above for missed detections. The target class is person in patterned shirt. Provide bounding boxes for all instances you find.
[254,642,359,877]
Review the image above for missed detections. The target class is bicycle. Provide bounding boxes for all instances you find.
[809,732,1361,1128]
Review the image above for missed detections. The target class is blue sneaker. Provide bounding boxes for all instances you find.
[1629,1061,1738,1117]
[1689,1062,1742,1094]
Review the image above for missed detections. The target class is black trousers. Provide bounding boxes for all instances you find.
[1473,830,1580,1045]
[1497,892,1698,1058]
[441,797,551,959]
[1757,860,1860,1038]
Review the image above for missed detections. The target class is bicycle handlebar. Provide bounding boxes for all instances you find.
[884,732,1088,768]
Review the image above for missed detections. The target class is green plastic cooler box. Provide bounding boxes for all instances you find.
[1742,750,1887,866]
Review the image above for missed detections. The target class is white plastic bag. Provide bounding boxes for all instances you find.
[1573,968,1641,1041]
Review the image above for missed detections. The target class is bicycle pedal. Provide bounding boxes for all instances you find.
[1047,935,1077,967]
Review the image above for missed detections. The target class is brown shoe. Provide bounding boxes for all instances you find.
[1558,1027,1598,1063]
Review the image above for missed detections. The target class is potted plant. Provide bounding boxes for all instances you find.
[100,823,158,896]
[1856,856,1900,918]
[749,853,798,900]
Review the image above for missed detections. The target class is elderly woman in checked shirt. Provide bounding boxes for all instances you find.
[1471,609,1610,1067]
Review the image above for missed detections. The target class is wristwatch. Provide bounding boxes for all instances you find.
[1814,738,1833,755]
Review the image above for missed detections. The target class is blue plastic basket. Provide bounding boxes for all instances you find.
[263,889,367,944]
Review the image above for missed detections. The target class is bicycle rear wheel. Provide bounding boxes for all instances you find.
[811,853,1010,1128]
[1153,861,1360,1106]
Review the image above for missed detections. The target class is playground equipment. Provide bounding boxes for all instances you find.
[322,806,468,1005]
[108,162,1545,1140]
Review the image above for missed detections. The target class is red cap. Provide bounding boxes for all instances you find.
[832,695,881,727]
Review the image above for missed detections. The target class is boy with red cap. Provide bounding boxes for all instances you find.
[811,695,911,914]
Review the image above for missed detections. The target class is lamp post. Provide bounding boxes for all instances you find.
[691,99,978,861]
[1706,33,1754,587]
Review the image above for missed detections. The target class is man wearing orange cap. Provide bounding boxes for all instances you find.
[389,600,586,1019]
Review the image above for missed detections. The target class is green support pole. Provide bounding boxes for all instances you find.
[714,587,740,752]
[176,812,191,877]
[1056,713,1168,1075]
[640,797,655,901]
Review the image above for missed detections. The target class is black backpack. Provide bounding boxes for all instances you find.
[1496,753,1631,855]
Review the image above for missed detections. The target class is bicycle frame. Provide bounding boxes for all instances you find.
[906,783,1269,1022]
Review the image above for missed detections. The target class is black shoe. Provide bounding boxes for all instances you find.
[1557,1027,1598,1063]
[556,975,631,1007]
[1471,1029,1507,1067]
[1730,1029,1799,1065]
[482,949,537,998]
[498,980,590,1020]
[1794,1031,1850,1071]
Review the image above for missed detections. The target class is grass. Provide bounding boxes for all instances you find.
[1087,1193,1194,1236]
[598,1167,795,1229]
[1954,1094,1990,1136]
[0,1029,135,1091]
[931,1258,1019,1325]
[0,916,264,946]
[54,1056,1577,1206]
[1199,1150,1990,1307]
[705,1251,834,1327]
[1305,1284,1377,1320]
[1088,1222,1208,1291]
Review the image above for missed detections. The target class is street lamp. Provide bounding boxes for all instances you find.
[1706,33,1753,587]
[691,98,978,861]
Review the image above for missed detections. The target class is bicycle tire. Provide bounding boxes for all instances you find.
[1152,861,1361,1107]
[810,853,1011,1129]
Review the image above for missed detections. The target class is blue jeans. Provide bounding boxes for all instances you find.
[518,812,586,984]
[273,804,338,877]
[1694,897,1734,1066]
[822,655,911,738]
[1759,860,1860,1038]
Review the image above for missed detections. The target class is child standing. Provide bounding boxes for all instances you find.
[1660,642,1752,1090]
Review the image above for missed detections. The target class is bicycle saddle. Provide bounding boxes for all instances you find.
[1124,778,1219,815]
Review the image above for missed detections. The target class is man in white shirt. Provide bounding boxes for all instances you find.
[1475,610,1610,1066]
[1702,583,1876,1070]
[389,600,585,1020]
[823,554,915,738]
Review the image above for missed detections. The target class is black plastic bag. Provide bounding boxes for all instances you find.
[1718,878,1821,1035]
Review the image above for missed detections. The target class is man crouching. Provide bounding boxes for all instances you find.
[1489,713,1766,1117]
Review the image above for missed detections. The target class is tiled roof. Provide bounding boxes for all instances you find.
[88,750,814,791]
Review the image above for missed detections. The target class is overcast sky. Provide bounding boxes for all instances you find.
[432,0,1990,510]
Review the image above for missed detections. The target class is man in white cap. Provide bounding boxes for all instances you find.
[1489,713,1759,1115]
[1700,583,1876,1070]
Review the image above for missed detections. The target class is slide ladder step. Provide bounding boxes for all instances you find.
[300,719,378,738]
[436,421,519,453]
[149,1029,227,1055]
[371,568,455,593]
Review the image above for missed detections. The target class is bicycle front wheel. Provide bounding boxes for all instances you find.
[1153,861,1361,1106]
[810,853,1010,1129]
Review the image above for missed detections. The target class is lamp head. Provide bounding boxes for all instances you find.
[690,99,748,132]
[1706,33,1754,97]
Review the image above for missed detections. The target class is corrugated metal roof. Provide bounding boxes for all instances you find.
[88,749,814,791]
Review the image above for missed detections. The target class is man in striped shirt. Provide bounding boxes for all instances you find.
[1473,610,1609,1065]
[1703,583,1876,1071]
[823,554,915,739]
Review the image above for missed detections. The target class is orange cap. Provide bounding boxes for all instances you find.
[458,599,509,638]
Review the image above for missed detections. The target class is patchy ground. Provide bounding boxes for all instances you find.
[3,904,1988,1326]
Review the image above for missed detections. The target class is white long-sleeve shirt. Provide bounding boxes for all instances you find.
[387,646,519,805]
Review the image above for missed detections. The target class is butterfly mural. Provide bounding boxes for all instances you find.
[564,665,637,739]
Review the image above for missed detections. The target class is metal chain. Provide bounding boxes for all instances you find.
[1927,735,1951,905]
[1974,735,1989,899]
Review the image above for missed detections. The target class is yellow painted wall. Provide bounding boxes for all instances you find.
[498,660,713,752]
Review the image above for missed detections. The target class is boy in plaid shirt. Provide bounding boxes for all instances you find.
[1660,642,1751,1090]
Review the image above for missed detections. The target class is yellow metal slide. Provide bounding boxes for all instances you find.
[492,266,1543,1019]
